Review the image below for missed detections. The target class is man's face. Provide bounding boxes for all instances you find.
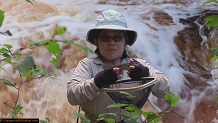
[95,29,126,61]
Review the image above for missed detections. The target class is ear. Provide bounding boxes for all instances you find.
[94,39,98,47]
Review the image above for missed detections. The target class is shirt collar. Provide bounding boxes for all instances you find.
[93,56,130,66]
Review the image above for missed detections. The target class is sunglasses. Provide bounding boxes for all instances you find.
[98,35,125,42]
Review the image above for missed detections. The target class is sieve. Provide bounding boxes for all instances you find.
[102,77,157,92]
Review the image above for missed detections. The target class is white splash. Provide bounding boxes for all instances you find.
[0,0,217,123]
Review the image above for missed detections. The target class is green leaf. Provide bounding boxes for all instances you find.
[170,109,186,118]
[30,40,61,67]
[54,26,67,35]
[44,42,61,59]
[97,113,117,123]
[0,79,16,87]
[5,58,12,64]
[51,58,58,67]
[107,103,128,108]
[0,45,11,57]
[4,44,13,49]
[45,117,50,123]
[148,115,161,123]
[105,118,115,123]
[209,48,218,60]
[4,30,12,36]
[39,120,47,123]
[45,72,57,78]
[0,10,4,27]
[0,66,6,72]
[214,97,218,102]
[31,67,45,77]
[119,91,136,99]
[202,0,218,6]
[44,42,61,67]
[98,113,117,118]
[12,105,23,116]
[119,113,133,119]
[29,40,50,46]
[15,55,36,75]
[22,69,32,77]
[210,56,218,62]
[60,40,94,53]
[2,53,10,57]
[74,43,94,54]
[74,113,90,123]
[39,117,50,123]
[0,47,9,55]
[124,105,138,112]
[205,15,218,28]
[25,0,34,5]
[165,93,180,106]
[117,112,138,123]
[98,114,106,118]
[15,53,21,58]
[143,112,161,123]
[0,30,12,36]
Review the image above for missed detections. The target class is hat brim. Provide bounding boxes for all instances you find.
[86,25,137,46]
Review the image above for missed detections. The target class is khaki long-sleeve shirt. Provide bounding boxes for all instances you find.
[67,56,172,122]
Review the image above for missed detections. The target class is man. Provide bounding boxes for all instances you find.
[67,9,172,123]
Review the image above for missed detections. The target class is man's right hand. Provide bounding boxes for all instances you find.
[127,59,150,80]
[94,68,121,88]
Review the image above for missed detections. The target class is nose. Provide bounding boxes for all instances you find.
[107,39,116,46]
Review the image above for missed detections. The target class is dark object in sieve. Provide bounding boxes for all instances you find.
[103,60,138,70]
[102,77,157,109]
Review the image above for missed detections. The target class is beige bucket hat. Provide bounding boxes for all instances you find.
[86,9,137,46]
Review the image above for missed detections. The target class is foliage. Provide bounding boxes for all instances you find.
[0,10,12,36]
[215,97,218,102]
[0,79,16,87]
[0,10,4,26]
[165,93,180,106]
[75,92,182,123]
[0,44,49,118]
[74,113,91,123]
[205,15,218,28]
[0,2,181,122]
[25,0,34,5]
[203,2,218,26]
[202,0,218,63]
[202,0,218,6]
[209,48,218,62]
[29,25,93,67]
[12,105,23,117]
[3,0,216,122]
[39,117,50,123]
[0,4,93,122]
[203,0,218,107]
[0,32,92,122]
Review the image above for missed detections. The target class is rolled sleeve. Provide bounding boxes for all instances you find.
[135,58,172,98]
[67,60,100,105]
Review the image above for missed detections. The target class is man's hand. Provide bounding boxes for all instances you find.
[127,59,149,80]
[94,68,123,88]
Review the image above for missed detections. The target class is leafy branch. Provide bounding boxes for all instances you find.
[202,0,218,6]
[0,45,49,117]
[75,92,183,123]
[0,29,93,122]
[202,0,218,107]
[0,5,93,123]
[202,0,218,63]
[0,10,12,36]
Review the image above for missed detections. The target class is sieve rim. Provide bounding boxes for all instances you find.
[101,77,157,92]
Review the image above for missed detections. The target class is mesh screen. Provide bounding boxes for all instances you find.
[106,80,153,109]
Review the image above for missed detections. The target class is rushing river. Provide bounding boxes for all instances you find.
[0,0,218,123]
